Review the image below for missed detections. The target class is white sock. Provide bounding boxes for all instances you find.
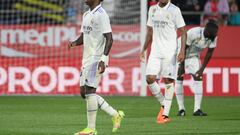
[97,95,118,117]
[175,81,185,111]
[86,94,98,130]
[148,82,164,105]
[193,81,203,112]
[163,83,175,116]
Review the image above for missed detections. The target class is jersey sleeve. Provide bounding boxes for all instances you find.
[175,8,185,28]
[147,7,153,27]
[186,27,201,46]
[209,37,217,48]
[80,12,86,33]
[80,24,84,33]
[99,13,112,34]
[186,29,194,46]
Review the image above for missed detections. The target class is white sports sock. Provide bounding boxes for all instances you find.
[148,82,164,105]
[163,83,175,116]
[175,81,185,110]
[86,94,98,130]
[194,81,203,112]
[97,95,118,117]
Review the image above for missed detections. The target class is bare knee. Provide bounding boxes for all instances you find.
[80,86,86,99]
[146,75,157,84]
[163,78,174,84]
[192,75,202,81]
[85,85,96,95]
[177,76,184,81]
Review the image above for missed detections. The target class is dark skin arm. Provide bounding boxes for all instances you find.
[68,33,84,49]
[98,32,113,74]
[140,26,153,62]
[194,48,215,80]
[176,26,187,80]
[177,45,189,80]
[177,26,187,62]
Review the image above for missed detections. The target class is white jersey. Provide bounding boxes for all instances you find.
[147,2,185,58]
[179,27,217,58]
[80,4,111,67]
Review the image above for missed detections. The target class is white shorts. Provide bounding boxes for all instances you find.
[80,62,102,88]
[184,57,201,74]
[146,55,177,80]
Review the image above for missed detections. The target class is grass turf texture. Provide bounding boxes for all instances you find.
[0,96,240,135]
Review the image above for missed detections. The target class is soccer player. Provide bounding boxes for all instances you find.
[68,0,124,134]
[175,20,219,116]
[140,0,187,124]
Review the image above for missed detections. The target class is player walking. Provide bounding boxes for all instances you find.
[140,0,186,123]
[68,0,124,134]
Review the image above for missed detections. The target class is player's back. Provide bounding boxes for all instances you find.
[177,27,216,58]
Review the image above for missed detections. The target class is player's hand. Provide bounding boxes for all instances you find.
[177,51,185,62]
[195,69,203,80]
[68,41,76,50]
[98,61,106,74]
[140,51,146,63]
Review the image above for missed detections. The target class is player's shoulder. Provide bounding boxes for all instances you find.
[168,3,181,12]
[83,10,90,17]
[187,27,204,35]
[95,6,108,15]
[169,3,179,9]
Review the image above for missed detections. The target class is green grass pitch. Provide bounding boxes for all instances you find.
[0,96,240,135]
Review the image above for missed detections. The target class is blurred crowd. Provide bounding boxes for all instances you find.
[0,0,240,25]
[148,0,240,25]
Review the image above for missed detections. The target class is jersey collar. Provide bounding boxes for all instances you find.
[157,1,171,10]
[89,4,102,14]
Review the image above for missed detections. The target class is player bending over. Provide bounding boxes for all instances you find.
[175,20,219,116]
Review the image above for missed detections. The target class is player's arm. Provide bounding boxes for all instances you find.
[177,61,185,80]
[140,6,153,63]
[140,26,153,62]
[68,33,84,49]
[175,6,187,62]
[195,48,215,79]
[177,27,187,62]
[103,33,113,56]
[98,12,113,74]
[177,45,189,80]
[98,33,113,74]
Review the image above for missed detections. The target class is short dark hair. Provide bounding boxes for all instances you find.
[205,20,219,35]
[100,0,103,1]
[205,20,219,41]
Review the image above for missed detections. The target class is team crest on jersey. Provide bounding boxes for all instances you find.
[90,19,94,25]
[152,9,156,17]
[153,9,156,14]
[166,14,170,20]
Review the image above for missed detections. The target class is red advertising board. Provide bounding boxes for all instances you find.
[0,25,239,96]
[153,59,240,97]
